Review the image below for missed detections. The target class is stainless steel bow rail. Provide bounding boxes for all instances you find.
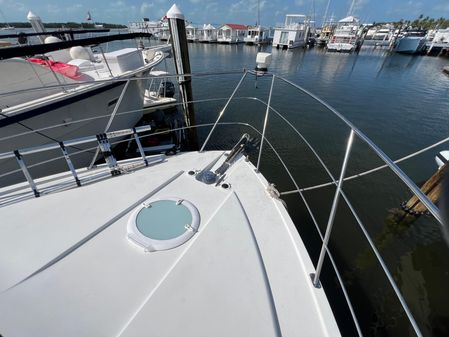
[0,125,152,197]
[1,70,446,337]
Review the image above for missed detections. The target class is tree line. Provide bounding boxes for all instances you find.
[391,15,449,29]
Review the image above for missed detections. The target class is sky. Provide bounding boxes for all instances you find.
[1,0,449,26]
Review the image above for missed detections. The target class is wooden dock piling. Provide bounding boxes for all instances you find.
[401,162,448,216]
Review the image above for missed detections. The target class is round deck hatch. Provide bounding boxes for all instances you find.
[127,198,200,251]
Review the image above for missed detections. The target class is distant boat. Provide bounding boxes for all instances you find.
[394,30,427,54]
[363,25,396,47]
[317,20,336,46]
[272,14,311,49]
[326,16,361,52]
[244,25,271,45]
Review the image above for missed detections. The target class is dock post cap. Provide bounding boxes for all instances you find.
[167,4,184,20]
[27,11,40,20]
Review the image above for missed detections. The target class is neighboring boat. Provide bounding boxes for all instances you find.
[317,22,336,46]
[327,16,361,52]
[394,30,427,54]
[198,24,217,43]
[185,23,199,42]
[363,25,395,47]
[244,25,271,45]
[217,24,247,44]
[0,13,171,186]
[272,14,311,49]
[426,28,449,55]
[143,70,177,108]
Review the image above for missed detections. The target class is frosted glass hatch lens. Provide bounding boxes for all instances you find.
[136,200,191,240]
[127,198,200,252]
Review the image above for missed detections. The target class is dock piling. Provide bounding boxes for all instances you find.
[167,4,198,150]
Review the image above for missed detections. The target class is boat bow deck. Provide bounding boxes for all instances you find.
[0,151,340,337]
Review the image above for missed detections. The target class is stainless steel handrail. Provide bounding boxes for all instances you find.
[273,74,442,225]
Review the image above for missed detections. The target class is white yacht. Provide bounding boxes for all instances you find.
[327,16,361,52]
[394,30,427,54]
[198,24,217,43]
[244,25,271,45]
[272,14,311,49]
[0,13,171,186]
[363,25,395,47]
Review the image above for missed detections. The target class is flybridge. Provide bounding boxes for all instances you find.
[0,32,152,60]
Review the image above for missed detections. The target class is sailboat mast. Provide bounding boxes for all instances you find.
[257,0,260,26]
[347,0,357,16]
[323,0,331,26]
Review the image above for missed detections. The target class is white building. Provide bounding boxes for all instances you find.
[217,24,247,44]
[198,24,217,43]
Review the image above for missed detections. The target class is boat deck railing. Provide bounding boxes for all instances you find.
[0,70,445,337]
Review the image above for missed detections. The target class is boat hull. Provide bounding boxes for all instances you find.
[394,37,426,54]
[0,78,146,187]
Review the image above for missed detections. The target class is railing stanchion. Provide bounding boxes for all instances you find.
[99,46,114,77]
[13,150,40,197]
[88,79,130,169]
[133,128,148,166]
[312,129,354,288]
[256,74,275,172]
[199,71,248,152]
[59,142,81,186]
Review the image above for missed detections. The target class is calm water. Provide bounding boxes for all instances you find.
[4,30,449,336]
[176,43,449,337]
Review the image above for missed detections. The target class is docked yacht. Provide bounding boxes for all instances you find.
[327,16,361,52]
[317,22,336,46]
[244,25,271,45]
[363,25,395,47]
[0,14,171,186]
[198,24,217,43]
[272,14,311,49]
[394,30,427,54]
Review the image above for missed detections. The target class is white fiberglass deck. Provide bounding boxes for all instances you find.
[0,151,340,337]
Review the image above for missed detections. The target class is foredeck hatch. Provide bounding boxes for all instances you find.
[128,197,200,251]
